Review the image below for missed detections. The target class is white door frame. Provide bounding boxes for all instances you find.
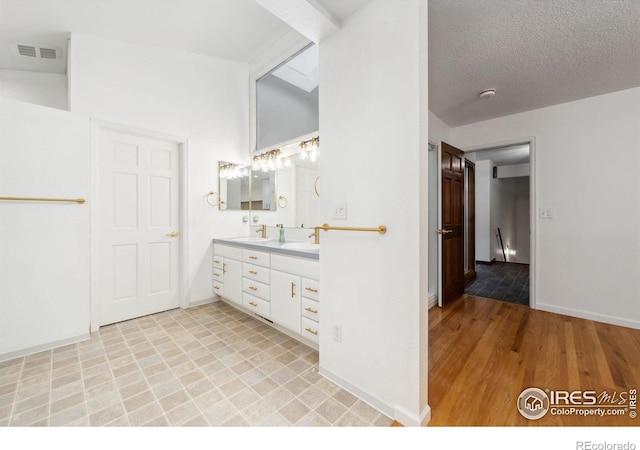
[90,120,189,332]
[459,136,537,310]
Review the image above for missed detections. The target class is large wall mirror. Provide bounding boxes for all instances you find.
[218,162,251,210]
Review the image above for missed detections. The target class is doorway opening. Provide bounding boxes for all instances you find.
[464,143,531,306]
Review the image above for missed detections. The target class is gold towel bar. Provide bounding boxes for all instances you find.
[317,224,387,234]
[0,196,86,204]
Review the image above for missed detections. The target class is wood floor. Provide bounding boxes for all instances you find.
[426,295,640,426]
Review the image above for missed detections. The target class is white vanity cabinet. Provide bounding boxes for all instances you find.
[241,249,271,318]
[271,253,319,343]
[212,244,242,306]
[213,240,319,348]
[270,270,301,334]
[300,278,320,344]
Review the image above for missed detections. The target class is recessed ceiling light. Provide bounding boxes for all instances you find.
[479,88,496,99]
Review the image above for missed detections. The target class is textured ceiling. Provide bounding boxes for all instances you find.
[429,0,640,126]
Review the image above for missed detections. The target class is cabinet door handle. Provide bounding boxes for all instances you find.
[304,307,318,314]
[223,263,227,273]
[213,286,220,290]
[291,282,296,298]
[248,256,258,260]
[249,286,258,291]
[249,270,258,275]
[214,259,221,264]
[304,287,318,293]
[213,272,220,277]
[249,302,258,307]
[305,327,318,336]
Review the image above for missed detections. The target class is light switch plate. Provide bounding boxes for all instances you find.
[539,208,554,219]
[334,202,347,220]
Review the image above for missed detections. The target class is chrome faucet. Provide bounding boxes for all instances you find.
[256,224,267,238]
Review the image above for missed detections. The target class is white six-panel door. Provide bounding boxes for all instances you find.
[97,130,180,326]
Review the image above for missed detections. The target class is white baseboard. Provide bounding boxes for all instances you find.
[188,296,217,308]
[319,366,394,419]
[0,333,90,363]
[395,404,431,427]
[428,293,438,309]
[319,366,431,426]
[536,302,640,330]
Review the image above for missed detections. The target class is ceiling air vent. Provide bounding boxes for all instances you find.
[10,43,62,60]
[17,44,37,57]
[39,47,57,59]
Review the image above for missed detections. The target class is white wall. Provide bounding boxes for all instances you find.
[491,175,516,262]
[451,87,640,329]
[257,76,318,150]
[475,160,492,262]
[0,69,68,110]
[319,0,429,425]
[498,163,529,179]
[68,33,250,305]
[513,177,530,264]
[0,98,90,359]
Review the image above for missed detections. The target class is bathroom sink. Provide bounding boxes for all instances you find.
[281,242,320,251]
[231,237,272,243]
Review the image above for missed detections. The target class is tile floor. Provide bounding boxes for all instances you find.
[0,301,392,427]
[464,262,529,305]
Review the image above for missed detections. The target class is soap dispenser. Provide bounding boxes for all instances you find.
[278,224,285,243]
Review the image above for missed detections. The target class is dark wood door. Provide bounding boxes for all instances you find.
[441,142,465,305]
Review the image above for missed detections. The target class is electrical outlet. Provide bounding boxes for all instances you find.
[333,324,342,343]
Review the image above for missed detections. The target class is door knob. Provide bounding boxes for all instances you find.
[166,231,179,237]
[437,229,453,235]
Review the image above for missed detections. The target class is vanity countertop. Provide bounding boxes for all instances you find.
[212,237,319,260]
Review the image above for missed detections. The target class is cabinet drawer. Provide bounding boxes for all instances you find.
[243,249,270,267]
[301,317,319,344]
[242,278,270,301]
[271,254,318,279]
[213,280,224,296]
[301,278,319,301]
[213,256,224,270]
[214,244,243,260]
[301,298,319,320]
[243,293,270,318]
[243,263,270,284]
[213,268,224,281]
